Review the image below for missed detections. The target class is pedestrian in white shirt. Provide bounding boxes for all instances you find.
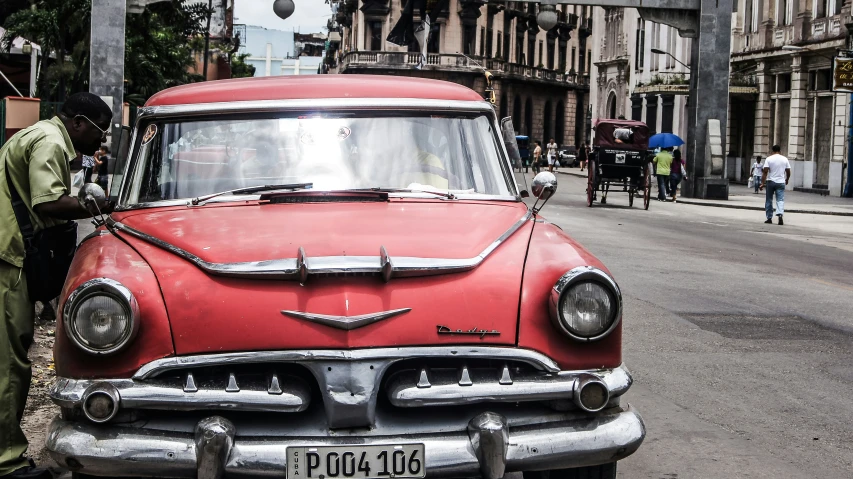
[760,145,791,225]
[751,158,763,193]
[546,139,558,173]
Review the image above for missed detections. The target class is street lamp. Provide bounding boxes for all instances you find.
[536,0,559,31]
[650,48,689,70]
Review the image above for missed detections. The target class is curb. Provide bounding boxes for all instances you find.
[555,171,853,217]
[675,199,853,217]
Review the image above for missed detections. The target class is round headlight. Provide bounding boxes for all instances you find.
[64,279,139,355]
[550,267,622,342]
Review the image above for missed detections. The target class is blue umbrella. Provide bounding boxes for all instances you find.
[648,133,685,148]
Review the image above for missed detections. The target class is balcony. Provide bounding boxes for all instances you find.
[338,51,590,89]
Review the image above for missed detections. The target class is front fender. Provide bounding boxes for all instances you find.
[56,230,174,379]
[517,220,622,370]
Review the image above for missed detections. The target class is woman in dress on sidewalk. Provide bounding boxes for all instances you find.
[669,148,686,202]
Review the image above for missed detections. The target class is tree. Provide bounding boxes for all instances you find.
[1,0,92,101]
[230,53,255,78]
[123,0,210,102]
[1,0,211,103]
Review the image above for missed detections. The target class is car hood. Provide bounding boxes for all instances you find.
[116,200,533,354]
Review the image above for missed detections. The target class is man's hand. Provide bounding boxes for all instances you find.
[759,183,765,191]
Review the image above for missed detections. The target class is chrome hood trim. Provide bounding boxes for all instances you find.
[281,308,412,330]
[106,210,531,281]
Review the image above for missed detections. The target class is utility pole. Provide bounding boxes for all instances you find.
[203,0,213,80]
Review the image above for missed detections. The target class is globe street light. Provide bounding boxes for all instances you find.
[537,4,559,31]
[274,0,295,20]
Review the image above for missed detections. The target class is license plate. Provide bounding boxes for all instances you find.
[287,444,425,479]
[615,154,626,164]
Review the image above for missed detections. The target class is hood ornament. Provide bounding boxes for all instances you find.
[282,308,411,331]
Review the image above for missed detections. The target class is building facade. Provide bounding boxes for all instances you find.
[730,0,849,195]
[235,25,324,76]
[589,9,692,144]
[328,0,593,148]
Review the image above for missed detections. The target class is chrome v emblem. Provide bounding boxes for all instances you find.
[281,308,412,331]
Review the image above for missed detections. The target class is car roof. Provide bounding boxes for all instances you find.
[145,74,486,106]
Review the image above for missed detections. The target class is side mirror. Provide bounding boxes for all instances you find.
[531,172,558,200]
[77,183,106,212]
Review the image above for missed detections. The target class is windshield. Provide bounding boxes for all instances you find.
[125,112,513,204]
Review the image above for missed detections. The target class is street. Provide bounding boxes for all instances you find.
[21,172,853,478]
[537,171,853,477]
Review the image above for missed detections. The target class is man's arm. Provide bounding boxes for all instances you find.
[785,168,791,185]
[760,166,769,190]
[34,195,104,220]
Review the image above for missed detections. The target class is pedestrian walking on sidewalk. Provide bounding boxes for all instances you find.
[760,145,791,225]
[0,92,113,479]
[532,141,542,175]
[751,158,763,193]
[653,147,673,201]
[94,145,110,191]
[669,148,686,202]
[546,139,558,173]
[579,142,589,171]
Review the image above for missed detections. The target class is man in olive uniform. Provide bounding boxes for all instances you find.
[0,92,112,478]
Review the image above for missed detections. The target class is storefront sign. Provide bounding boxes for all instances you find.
[832,50,853,92]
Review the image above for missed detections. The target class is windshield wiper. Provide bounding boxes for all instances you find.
[352,187,457,200]
[190,183,313,206]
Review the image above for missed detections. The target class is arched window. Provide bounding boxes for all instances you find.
[543,101,553,144]
[525,97,533,137]
[555,100,565,146]
[607,91,617,119]
[499,93,508,120]
[513,95,522,132]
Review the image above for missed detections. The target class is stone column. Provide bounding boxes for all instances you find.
[787,54,807,187]
[89,0,126,155]
[752,61,771,160]
[684,0,733,198]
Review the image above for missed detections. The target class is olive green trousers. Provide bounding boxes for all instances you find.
[0,260,33,475]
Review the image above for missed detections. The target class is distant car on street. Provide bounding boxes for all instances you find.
[558,145,578,167]
[48,75,644,479]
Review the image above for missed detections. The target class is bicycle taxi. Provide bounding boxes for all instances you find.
[587,119,652,209]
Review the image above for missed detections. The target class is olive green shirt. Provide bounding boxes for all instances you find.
[0,117,75,268]
[653,150,673,176]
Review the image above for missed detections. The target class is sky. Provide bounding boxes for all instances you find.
[234,0,332,34]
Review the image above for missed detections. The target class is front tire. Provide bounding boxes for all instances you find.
[523,463,617,479]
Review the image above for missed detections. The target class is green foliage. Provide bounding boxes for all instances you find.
[1,0,92,100]
[124,0,209,101]
[230,53,256,78]
[1,0,211,103]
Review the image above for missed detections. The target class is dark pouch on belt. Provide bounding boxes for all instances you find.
[6,168,78,303]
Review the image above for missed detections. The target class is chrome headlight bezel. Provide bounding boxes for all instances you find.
[549,266,622,342]
[63,278,140,356]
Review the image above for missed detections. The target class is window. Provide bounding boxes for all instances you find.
[486,13,494,58]
[497,32,502,58]
[538,40,543,66]
[744,0,753,33]
[479,27,485,56]
[428,23,441,53]
[559,42,567,71]
[516,31,525,64]
[547,38,555,69]
[809,69,831,90]
[777,0,793,25]
[815,0,828,18]
[368,21,382,51]
[635,21,646,70]
[463,24,477,55]
[571,47,576,71]
[527,33,536,67]
[777,73,791,93]
[587,49,591,71]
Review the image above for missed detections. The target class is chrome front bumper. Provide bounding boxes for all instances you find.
[47,406,644,479]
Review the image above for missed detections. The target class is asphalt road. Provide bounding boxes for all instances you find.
[525,171,853,478]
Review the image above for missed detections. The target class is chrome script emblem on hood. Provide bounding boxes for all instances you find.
[281,308,412,331]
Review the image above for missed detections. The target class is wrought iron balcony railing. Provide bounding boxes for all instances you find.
[339,51,590,88]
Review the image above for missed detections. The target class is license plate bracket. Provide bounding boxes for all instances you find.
[287,444,426,479]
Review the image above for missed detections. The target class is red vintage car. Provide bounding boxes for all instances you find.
[47,75,644,479]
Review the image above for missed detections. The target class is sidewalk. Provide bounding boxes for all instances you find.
[556,169,853,216]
